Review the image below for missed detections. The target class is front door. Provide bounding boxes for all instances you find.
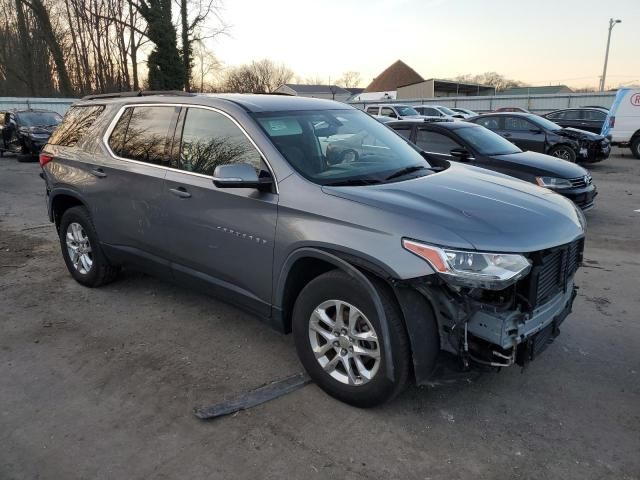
[162,106,278,316]
[502,116,545,152]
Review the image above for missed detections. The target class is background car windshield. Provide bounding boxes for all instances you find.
[395,106,419,116]
[530,115,562,131]
[255,109,432,185]
[18,111,62,127]
[456,125,522,155]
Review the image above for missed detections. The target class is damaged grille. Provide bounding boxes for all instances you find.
[517,238,584,309]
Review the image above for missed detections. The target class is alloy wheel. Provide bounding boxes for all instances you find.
[552,148,572,160]
[66,222,93,274]
[308,299,381,386]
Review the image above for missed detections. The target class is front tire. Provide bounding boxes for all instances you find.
[58,206,118,287]
[631,137,640,159]
[292,270,411,407]
[549,145,577,162]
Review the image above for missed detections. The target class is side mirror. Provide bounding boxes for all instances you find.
[449,148,472,160]
[213,163,273,190]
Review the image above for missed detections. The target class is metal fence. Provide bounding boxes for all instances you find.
[348,92,618,114]
[0,97,77,115]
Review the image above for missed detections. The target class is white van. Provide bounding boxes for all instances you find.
[601,88,640,158]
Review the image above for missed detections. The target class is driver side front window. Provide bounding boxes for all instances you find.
[416,129,462,155]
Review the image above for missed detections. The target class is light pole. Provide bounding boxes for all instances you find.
[599,18,622,91]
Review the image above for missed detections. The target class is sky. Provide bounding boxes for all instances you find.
[206,0,640,89]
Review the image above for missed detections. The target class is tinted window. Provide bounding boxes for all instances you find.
[584,109,606,121]
[563,110,581,120]
[394,127,412,139]
[109,106,178,165]
[504,117,535,131]
[416,129,461,154]
[179,108,264,176]
[49,105,105,147]
[380,107,397,118]
[475,116,501,130]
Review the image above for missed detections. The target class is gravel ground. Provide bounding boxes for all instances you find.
[1,150,639,480]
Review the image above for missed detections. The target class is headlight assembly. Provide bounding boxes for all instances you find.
[402,239,531,290]
[535,176,572,189]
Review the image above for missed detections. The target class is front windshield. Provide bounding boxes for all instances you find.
[395,106,419,116]
[255,109,433,186]
[456,125,522,155]
[438,106,457,116]
[530,115,562,131]
[18,111,62,127]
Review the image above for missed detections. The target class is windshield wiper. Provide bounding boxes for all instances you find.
[324,178,382,187]
[385,165,433,181]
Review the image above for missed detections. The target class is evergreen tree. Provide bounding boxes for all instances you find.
[137,0,184,90]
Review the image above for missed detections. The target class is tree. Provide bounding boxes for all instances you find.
[223,59,294,93]
[454,72,525,92]
[137,0,184,90]
[338,71,361,88]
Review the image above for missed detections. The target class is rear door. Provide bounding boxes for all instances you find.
[93,104,179,271]
[502,116,545,152]
[162,106,278,315]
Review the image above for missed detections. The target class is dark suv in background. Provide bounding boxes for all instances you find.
[1,109,62,158]
[40,92,586,407]
[543,107,608,134]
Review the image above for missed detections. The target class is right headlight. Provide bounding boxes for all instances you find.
[535,176,572,189]
[402,239,531,290]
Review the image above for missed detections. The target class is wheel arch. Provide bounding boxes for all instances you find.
[49,190,87,231]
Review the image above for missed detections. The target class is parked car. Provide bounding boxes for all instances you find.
[543,108,608,134]
[495,107,531,113]
[386,120,597,211]
[1,109,62,159]
[601,87,640,158]
[364,104,428,120]
[413,105,463,119]
[468,112,610,163]
[41,93,586,407]
[450,107,479,118]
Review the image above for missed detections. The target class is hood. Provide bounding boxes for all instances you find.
[557,127,604,142]
[492,151,590,178]
[322,163,584,253]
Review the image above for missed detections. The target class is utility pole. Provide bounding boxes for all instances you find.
[600,18,622,91]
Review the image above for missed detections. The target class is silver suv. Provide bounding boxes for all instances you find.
[40,92,586,407]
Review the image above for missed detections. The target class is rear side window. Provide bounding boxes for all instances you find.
[108,106,178,165]
[49,105,104,147]
[366,106,379,115]
[416,129,462,154]
[585,110,606,121]
[178,107,264,176]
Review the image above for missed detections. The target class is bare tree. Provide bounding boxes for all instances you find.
[454,72,525,92]
[338,71,361,88]
[223,59,294,93]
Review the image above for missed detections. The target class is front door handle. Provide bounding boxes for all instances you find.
[169,187,192,198]
[91,167,107,178]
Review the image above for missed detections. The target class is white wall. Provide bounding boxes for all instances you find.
[0,97,77,115]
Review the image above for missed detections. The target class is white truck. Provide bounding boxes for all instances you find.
[601,88,640,158]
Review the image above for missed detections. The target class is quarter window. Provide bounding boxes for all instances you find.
[179,108,264,176]
[108,106,178,165]
[49,105,105,147]
[416,129,462,154]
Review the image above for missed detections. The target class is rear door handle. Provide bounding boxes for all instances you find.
[169,186,192,198]
[91,167,107,178]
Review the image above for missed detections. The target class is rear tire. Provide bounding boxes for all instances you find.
[549,145,577,162]
[631,137,640,159]
[292,270,411,407]
[58,206,118,287]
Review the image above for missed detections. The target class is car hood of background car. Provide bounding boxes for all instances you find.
[322,163,584,253]
[491,151,589,178]
[556,127,605,141]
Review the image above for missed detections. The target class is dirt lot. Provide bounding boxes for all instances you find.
[1,151,639,480]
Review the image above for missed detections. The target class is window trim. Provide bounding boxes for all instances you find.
[102,103,279,193]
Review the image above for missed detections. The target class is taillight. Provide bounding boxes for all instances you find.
[609,116,615,128]
[39,153,53,168]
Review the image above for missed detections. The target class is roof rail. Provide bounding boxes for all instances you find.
[81,90,197,101]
